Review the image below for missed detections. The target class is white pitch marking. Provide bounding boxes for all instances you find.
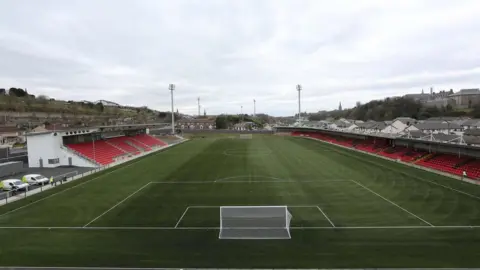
[0,225,479,230]
[316,206,335,227]
[148,179,351,184]
[214,175,286,183]
[0,146,174,218]
[308,137,480,201]
[174,207,190,228]
[350,179,434,227]
[83,182,151,228]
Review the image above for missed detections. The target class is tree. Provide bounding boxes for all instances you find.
[215,115,228,129]
[95,102,105,113]
[471,102,480,118]
[37,95,49,101]
[8,88,28,97]
[0,88,5,95]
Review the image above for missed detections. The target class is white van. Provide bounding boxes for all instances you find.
[0,179,29,191]
[22,174,49,185]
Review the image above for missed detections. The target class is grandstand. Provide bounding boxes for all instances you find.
[26,124,171,168]
[287,127,480,181]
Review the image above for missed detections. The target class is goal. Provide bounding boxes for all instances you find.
[219,206,293,239]
[239,134,253,139]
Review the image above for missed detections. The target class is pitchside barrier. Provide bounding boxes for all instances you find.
[0,140,188,207]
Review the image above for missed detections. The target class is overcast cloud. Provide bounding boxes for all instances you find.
[1,0,480,116]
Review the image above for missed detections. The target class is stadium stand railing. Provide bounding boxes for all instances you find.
[126,138,152,151]
[291,131,480,180]
[107,137,140,155]
[133,134,168,147]
[65,135,168,165]
[66,140,126,165]
[416,154,470,177]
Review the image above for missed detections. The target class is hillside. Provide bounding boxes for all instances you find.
[308,97,480,121]
[0,87,172,126]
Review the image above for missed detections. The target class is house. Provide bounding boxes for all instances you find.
[176,119,216,130]
[328,119,351,130]
[0,126,26,145]
[449,88,480,108]
[380,117,418,134]
[460,119,480,130]
[31,123,71,133]
[381,119,411,134]
[405,121,462,135]
[356,121,387,133]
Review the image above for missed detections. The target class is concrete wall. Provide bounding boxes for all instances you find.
[27,133,97,168]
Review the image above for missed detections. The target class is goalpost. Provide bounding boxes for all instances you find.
[239,134,253,139]
[219,206,292,239]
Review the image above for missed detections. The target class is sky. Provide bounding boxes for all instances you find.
[1,0,480,116]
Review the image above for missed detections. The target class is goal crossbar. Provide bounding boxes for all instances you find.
[219,205,292,239]
[239,134,253,139]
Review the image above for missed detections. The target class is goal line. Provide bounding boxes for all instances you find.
[0,225,479,230]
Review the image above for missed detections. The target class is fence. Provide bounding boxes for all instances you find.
[0,139,187,207]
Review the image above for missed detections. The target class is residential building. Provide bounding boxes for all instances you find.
[404,89,431,102]
[449,88,480,108]
[380,118,413,134]
[405,121,462,135]
[460,119,480,130]
[424,98,455,108]
[355,121,387,133]
[0,126,26,145]
[176,119,216,130]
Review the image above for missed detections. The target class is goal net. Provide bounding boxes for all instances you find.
[239,134,252,139]
[219,206,292,239]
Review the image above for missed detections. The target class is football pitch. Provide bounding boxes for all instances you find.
[1,135,480,268]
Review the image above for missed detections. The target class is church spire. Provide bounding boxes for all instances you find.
[339,102,342,111]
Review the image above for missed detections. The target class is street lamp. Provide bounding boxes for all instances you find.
[296,84,302,121]
[169,84,175,135]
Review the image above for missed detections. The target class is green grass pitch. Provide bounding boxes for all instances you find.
[1,135,480,268]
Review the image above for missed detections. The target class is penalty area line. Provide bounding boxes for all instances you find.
[83,182,151,228]
[350,179,434,227]
[174,207,190,228]
[316,206,335,227]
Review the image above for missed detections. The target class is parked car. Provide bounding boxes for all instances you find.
[22,174,49,185]
[0,179,29,191]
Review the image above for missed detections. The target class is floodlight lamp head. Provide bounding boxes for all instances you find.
[169,84,175,91]
[296,84,302,91]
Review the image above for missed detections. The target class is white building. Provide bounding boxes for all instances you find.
[26,130,98,168]
[380,117,416,134]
